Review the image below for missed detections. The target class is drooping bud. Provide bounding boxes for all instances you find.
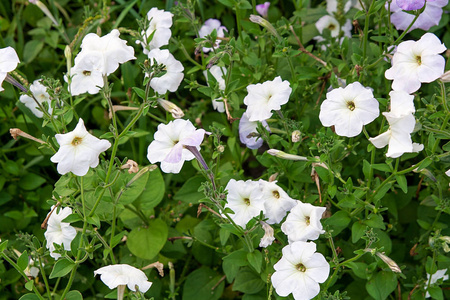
[249,15,281,41]
[157,99,184,119]
[259,221,275,248]
[267,149,308,161]
[375,252,402,273]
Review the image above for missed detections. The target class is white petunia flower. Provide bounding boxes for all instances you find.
[198,19,228,53]
[204,65,227,112]
[68,51,105,96]
[369,90,423,158]
[0,46,20,92]
[272,241,330,300]
[77,29,135,76]
[238,112,269,150]
[19,80,53,118]
[139,7,173,54]
[44,206,77,259]
[446,169,450,177]
[315,15,341,38]
[326,0,352,14]
[259,221,275,248]
[388,0,448,32]
[244,76,292,122]
[147,119,206,174]
[50,119,111,176]
[319,82,379,137]
[281,202,326,243]
[259,180,298,224]
[224,179,265,228]
[385,33,446,94]
[147,49,184,94]
[425,269,448,298]
[94,264,152,293]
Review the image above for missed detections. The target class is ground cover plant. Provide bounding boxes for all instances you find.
[0,0,449,299]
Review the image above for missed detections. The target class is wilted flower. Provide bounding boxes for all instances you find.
[259,221,275,248]
[259,180,298,224]
[239,112,269,149]
[147,49,184,94]
[388,0,448,32]
[94,264,152,296]
[147,119,206,174]
[0,47,20,92]
[204,65,227,112]
[425,269,448,298]
[224,179,265,228]
[50,119,111,176]
[198,19,227,53]
[138,7,173,54]
[272,241,330,300]
[375,252,402,273]
[281,202,326,243]
[19,80,53,118]
[256,2,270,18]
[319,82,379,137]
[44,205,77,259]
[244,76,292,122]
[385,33,446,94]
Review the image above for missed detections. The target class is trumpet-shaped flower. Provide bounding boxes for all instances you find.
[199,19,227,53]
[319,82,379,137]
[0,46,20,92]
[259,180,298,224]
[281,202,326,242]
[50,119,111,176]
[272,241,330,300]
[68,52,105,96]
[425,269,448,298]
[204,65,226,112]
[138,8,173,54]
[244,76,292,122]
[259,221,275,248]
[147,119,206,174]
[44,206,77,259]
[238,112,269,149]
[385,33,446,94]
[389,0,447,32]
[94,264,152,292]
[224,179,265,228]
[256,2,270,18]
[147,49,184,94]
[19,80,53,117]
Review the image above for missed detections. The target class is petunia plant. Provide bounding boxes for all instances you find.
[0,0,449,300]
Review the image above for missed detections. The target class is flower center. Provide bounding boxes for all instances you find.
[416,55,422,65]
[328,24,336,31]
[305,216,310,225]
[346,101,356,111]
[272,190,280,199]
[83,70,91,76]
[296,263,306,272]
[71,136,83,146]
[243,198,250,206]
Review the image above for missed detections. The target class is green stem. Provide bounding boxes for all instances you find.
[38,255,52,300]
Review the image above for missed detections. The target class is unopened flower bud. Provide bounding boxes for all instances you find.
[249,15,281,41]
[65,45,72,72]
[291,130,301,143]
[375,252,402,273]
[259,221,275,248]
[217,145,225,153]
[440,70,450,82]
[267,149,308,161]
[268,172,278,182]
[157,99,184,119]
[10,128,45,144]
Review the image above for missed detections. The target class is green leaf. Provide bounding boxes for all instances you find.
[49,258,75,279]
[426,256,437,274]
[19,294,40,300]
[117,171,149,205]
[23,40,44,63]
[20,173,46,190]
[238,0,252,9]
[428,286,443,300]
[232,267,265,294]
[324,211,351,236]
[247,250,262,273]
[364,214,386,230]
[127,219,168,260]
[0,240,8,252]
[24,280,34,291]
[372,164,392,172]
[65,290,83,300]
[223,250,248,282]
[18,250,29,270]
[132,87,146,100]
[173,176,206,204]
[366,271,397,300]
[395,175,408,194]
[352,222,366,243]
[363,160,370,179]
[182,266,224,300]
[218,0,236,7]
[136,168,165,210]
